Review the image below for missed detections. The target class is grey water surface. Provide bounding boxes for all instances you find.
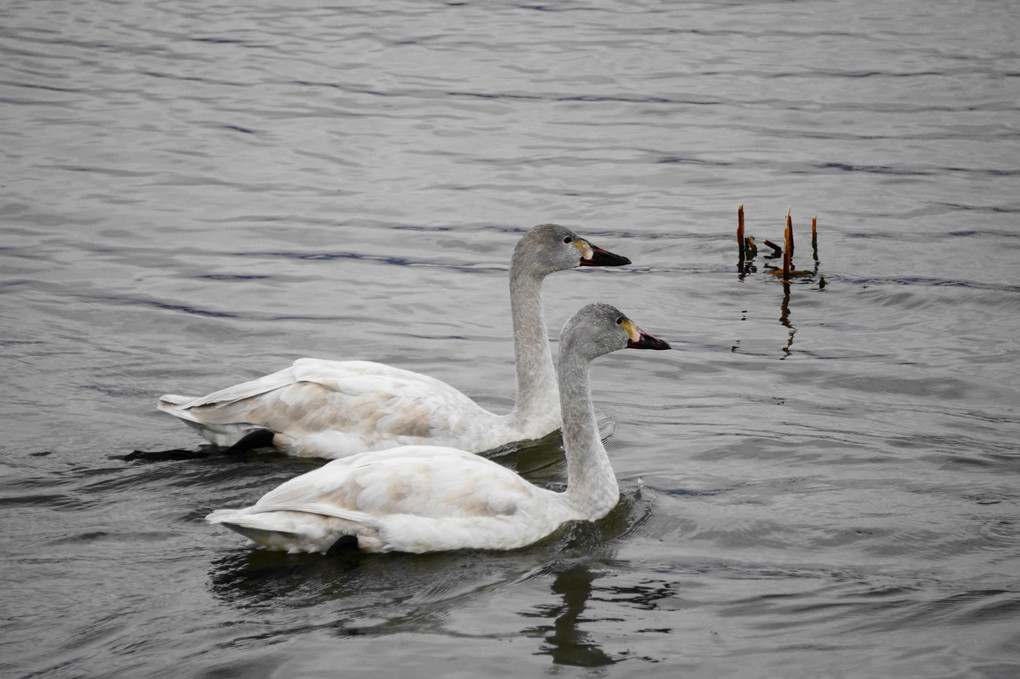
[2,1,1019,677]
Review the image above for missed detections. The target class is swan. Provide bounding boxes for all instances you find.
[206,303,670,553]
[158,225,630,459]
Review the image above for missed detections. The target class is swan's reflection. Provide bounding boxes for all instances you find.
[543,564,615,666]
[208,543,617,667]
[520,563,614,667]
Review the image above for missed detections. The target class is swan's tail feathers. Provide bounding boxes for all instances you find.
[159,366,298,413]
[157,394,204,423]
[206,508,374,554]
[159,394,195,407]
[206,508,248,525]
[157,395,266,447]
[207,509,310,551]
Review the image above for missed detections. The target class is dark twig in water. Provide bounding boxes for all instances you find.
[744,235,757,258]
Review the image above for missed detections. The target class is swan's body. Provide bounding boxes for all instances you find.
[159,359,526,459]
[207,303,670,554]
[158,225,629,458]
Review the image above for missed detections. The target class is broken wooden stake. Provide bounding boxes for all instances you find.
[812,216,819,261]
[765,210,813,279]
[737,205,745,263]
[785,209,794,261]
[782,212,792,277]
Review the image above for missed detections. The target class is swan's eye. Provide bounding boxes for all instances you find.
[563,236,572,244]
[616,317,624,325]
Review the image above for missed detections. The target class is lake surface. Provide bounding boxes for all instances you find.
[2,0,1019,676]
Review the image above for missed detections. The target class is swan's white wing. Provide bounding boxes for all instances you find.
[253,446,541,519]
[159,359,495,455]
[211,446,569,553]
[164,364,299,410]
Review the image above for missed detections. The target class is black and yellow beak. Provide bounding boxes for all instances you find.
[575,239,631,267]
[622,318,671,350]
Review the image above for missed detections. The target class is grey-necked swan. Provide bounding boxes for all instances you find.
[206,303,669,554]
[158,225,630,459]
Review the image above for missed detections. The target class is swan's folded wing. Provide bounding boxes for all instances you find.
[161,358,445,412]
[251,447,545,521]
[238,502,379,528]
[164,359,485,438]
[163,364,299,409]
[283,360,488,443]
[293,359,480,411]
[292,358,446,388]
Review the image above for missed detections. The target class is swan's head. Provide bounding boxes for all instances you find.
[560,303,671,362]
[512,224,631,278]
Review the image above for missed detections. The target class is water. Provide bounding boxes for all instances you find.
[2,0,1019,676]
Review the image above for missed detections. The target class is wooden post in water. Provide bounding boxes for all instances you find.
[737,204,745,264]
[782,210,793,279]
[786,208,794,259]
[812,216,819,262]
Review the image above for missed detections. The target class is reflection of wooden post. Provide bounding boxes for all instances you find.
[737,205,745,262]
[783,210,792,279]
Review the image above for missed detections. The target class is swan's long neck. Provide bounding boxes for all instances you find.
[557,349,619,519]
[506,270,559,431]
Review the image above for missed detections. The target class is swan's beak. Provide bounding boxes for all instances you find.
[576,239,631,267]
[622,319,671,350]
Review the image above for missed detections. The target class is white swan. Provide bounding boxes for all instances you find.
[206,303,670,554]
[158,225,630,459]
